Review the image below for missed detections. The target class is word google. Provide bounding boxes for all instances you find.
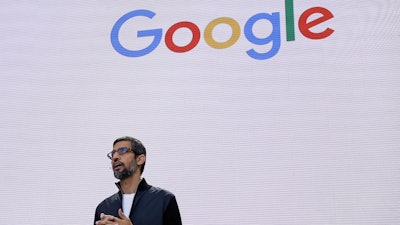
[111,0,334,60]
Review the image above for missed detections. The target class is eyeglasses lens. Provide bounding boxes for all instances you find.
[108,147,130,159]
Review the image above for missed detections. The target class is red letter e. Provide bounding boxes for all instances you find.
[299,7,334,39]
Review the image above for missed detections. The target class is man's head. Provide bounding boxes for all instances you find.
[109,136,146,180]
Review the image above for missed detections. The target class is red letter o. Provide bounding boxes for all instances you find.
[165,22,201,52]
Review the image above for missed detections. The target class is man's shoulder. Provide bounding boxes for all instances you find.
[141,182,176,204]
[96,192,120,208]
[138,184,179,213]
[148,185,175,196]
[140,178,175,197]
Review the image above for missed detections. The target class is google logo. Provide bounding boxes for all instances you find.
[111,0,334,60]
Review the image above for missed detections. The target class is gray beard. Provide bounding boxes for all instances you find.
[114,163,136,180]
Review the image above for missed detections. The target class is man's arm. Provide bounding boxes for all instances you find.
[163,196,182,225]
[94,206,101,225]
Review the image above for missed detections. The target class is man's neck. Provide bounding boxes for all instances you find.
[120,173,141,194]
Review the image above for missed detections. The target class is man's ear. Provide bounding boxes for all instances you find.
[137,154,146,165]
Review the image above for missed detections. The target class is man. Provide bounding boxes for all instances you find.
[94,136,182,225]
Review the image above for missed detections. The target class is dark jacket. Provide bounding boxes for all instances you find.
[94,178,182,225]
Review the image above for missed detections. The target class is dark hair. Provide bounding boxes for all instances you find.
[113,136,146,174]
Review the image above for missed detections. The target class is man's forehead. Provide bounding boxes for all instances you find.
[113,140,131,148]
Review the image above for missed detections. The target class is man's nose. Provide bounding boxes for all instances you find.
[112,153,121,162]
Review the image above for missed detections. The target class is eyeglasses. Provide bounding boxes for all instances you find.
[107,147,133,159]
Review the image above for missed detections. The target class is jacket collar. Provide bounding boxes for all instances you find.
[115,178,150,195]
[115,178,151,216]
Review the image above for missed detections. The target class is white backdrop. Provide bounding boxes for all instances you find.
[1,1,399,224]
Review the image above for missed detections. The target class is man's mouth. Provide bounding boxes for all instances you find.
[113,162,124,170]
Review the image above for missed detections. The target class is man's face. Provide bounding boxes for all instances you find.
[111,140,136,180]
